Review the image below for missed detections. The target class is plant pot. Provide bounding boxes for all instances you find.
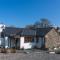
[0,48,6,53]
[54,48,60,54]
[6,48,16,53]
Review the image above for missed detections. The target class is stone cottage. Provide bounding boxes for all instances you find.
[0,24,60,49]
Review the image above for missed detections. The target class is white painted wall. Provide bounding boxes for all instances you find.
[5,36,9,48]
[24,43,35,49]
[20,37,24,49]
[20,37,36,49]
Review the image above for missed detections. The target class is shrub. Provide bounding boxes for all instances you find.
[49,46,55,52]
[54,48,60,54]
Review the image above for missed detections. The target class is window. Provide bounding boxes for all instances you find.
[24,36,32,43]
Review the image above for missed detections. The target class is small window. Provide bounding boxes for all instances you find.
[24,36,32,43]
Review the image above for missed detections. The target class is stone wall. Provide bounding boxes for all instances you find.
[45,28,60,49]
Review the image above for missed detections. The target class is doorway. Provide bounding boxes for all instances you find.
[15,38,20,49]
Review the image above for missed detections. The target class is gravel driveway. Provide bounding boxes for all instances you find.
[0,50,60,60]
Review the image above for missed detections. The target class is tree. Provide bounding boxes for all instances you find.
[34,18,52,28]
[25,24,34,29]
[34,21,41,28]
[40,18,52,28]
[25,18,52,29]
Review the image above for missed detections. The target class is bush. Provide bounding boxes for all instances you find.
[48,46,55,52]
[54,48,60,54]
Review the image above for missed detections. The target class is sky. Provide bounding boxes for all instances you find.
[0,0,60,27]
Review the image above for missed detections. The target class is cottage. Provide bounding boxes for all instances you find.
[1,26,45,49]
[0,24,60,50]
[1,27,36,49]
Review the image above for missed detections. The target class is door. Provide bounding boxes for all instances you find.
[15,38,20,49]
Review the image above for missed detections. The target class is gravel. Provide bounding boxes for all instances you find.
[0,50,60,60]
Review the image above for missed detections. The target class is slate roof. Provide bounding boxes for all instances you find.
[3,27,36,36]
[3,26,53,37]
[20,29,36,36]
[36,27,53,36]
[3,27,23,36]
